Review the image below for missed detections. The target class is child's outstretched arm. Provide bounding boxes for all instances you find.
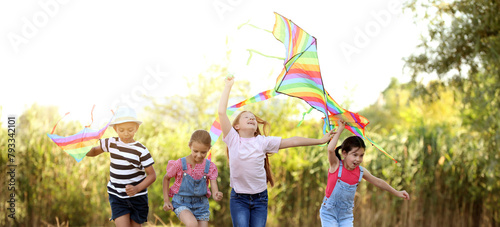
[363,169,410,200]
[218,76,235,138]
[279,130,335,149]
[327,120,346,168]
[86,146,104,157]
[126,165,156,197]
[162,174,174,211]
[210,179,223,202]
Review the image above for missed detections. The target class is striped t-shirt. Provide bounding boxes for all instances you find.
[99,137,155,198]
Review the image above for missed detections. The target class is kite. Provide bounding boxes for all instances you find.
[47,106,113,162]
[272,13,330,127]
[272,12,396,162]
[207,13,396,162]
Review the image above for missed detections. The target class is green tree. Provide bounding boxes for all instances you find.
[404,0,500,225]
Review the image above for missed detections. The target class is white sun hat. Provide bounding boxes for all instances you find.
[110,106,142,126]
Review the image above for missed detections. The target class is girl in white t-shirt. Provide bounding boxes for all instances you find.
[218,76,334,227]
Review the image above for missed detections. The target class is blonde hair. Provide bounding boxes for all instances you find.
[189,130,212,148]
[229,111,275,187]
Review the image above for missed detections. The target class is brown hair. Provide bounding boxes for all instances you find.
[189,130,212,148]
[228,111,275,186]
[335,136,366,160]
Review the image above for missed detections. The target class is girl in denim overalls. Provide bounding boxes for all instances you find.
[320,120,410,227]
[163,130,223,227]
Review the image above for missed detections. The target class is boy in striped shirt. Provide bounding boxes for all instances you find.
[87,107,156,226]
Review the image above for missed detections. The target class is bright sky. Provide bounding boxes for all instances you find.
[0,0,422,127]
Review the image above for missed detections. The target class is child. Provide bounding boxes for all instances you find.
[319,120,410,226]
[162,129,223,227]
[86,106,156,227]
[218,76,335,227]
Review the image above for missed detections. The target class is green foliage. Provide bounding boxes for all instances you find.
[2,9,499,223]
[360,78,499,226]
[403,0,500,225]
[0,104,113,226]
[1,75,499,226]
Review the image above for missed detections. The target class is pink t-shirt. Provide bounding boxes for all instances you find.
[325,162,361,198]
[166,158,218,198]
[223,127,281,194]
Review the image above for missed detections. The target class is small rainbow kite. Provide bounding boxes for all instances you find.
[47,106,113,162]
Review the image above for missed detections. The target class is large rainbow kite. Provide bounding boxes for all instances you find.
[47,107,113,162]
[209,12,396,162]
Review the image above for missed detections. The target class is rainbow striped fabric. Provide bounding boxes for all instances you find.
[273,13,396,162]
[47,108,112,162]
[207,13,396,162]
[273,13,330,125]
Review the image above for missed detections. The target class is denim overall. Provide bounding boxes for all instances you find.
[319,161,364,227]
[172,157,211,221]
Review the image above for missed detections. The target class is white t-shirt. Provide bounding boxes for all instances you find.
[223,127,281,194]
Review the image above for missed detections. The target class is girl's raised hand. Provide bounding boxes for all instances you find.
[337,119,346,131]
[225,74,235,87]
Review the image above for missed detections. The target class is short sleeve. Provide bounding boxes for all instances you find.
[166,159,182,179]
[222,127,239,147]
[207,162,218,180]
[140,147,155,168]
[262,136,281,154]
[99,138,110,152]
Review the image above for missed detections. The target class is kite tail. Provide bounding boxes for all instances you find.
[366,137,397,163]
[51,105,97,134]
[246,49,285,65]
[85,105,96,128]
[51,112,70,134]
[342,124,397,163]
[238,20,273,33]
[297,107,314,128]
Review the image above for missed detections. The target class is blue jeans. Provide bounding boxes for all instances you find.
[230,188,268,227]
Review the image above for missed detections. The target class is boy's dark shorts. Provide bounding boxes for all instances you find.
[108,193,149,224]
